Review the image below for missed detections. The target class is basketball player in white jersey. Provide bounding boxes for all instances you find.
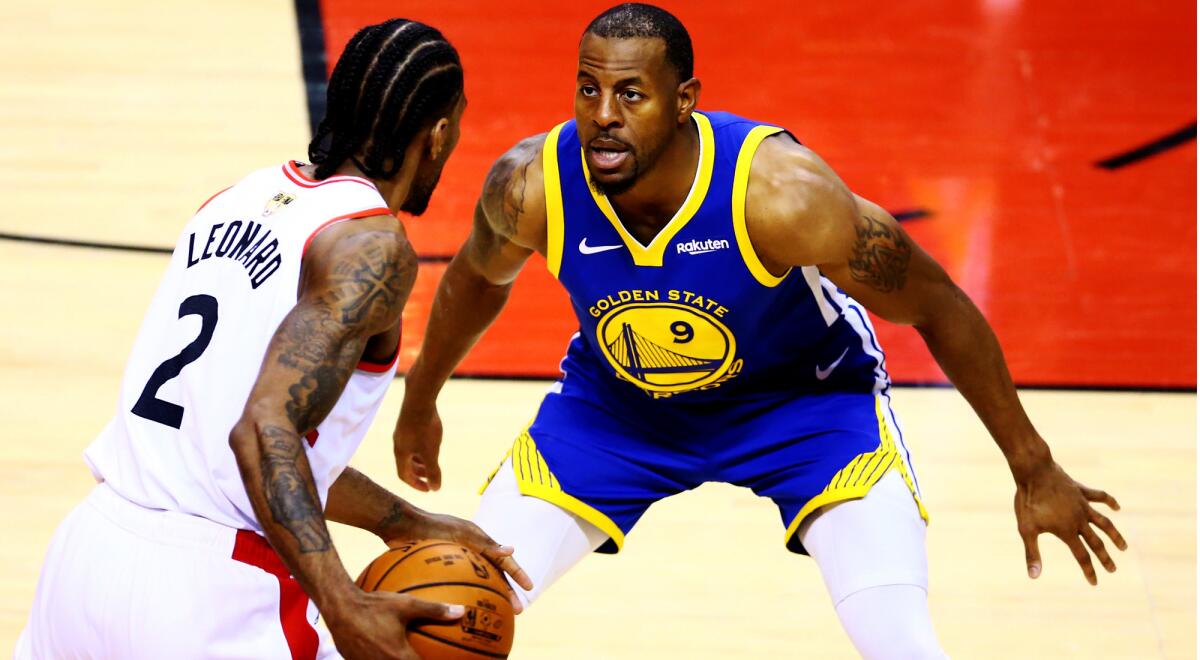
[17,19,530,660]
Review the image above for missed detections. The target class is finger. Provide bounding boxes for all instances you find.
[1081,526,1116,573]
[425,458,442,492]
[1088,508,1128,551]
[1063,534,1098,585]
[476,542,534,592]
[1080,485,1120,511]
[404,457,431,492]
[1021,531,1042,579]
[393,453,424,491]
[395,595,465,622]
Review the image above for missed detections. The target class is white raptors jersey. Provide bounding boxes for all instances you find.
[84,161,398,532]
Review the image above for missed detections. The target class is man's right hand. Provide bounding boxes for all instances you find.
[395,405,444,492]
[326,588,464,660]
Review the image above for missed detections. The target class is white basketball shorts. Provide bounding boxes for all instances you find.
[15,482,338,659]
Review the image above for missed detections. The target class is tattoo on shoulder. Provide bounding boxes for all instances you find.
[329,234,413,327]
[273,232,415,432]
[486,148,536,237]
[848,215,912,293]
[259,425,331,553]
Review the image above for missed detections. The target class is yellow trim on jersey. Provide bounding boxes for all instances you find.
[543,122,568,279]
[479,429,626,551]
[732,125,791,287]
[782,396,929,548]
[580,111,715,267]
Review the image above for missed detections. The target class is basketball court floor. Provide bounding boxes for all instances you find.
[0,0,1194,658]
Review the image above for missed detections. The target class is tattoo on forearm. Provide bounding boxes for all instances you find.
[260,425,331,553]
[376,502,406,536]
[848,215,912,293]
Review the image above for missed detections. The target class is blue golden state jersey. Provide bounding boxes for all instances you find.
[541,111,892,402]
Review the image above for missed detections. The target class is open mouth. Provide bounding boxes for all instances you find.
[588,139,631,172]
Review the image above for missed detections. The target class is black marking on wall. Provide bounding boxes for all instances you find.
[293,0,328,136]
[891,208,932,222]
[1095,122,1196,170]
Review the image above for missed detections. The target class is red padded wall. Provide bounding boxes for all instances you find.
[319,0,1196,387]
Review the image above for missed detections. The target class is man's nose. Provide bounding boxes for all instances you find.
[593,92,623,130]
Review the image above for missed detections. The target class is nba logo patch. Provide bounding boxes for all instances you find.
[262,192,295,217]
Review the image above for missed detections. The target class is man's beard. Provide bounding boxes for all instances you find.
[588,154,640,197]
[400,167,442,216]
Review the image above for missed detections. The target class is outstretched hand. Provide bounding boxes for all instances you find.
[1014,460,1127,585]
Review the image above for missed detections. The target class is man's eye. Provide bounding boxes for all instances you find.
[580,86,598,97]
[622,90,643,101]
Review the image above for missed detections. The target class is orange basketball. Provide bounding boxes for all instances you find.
[355,539,515,659]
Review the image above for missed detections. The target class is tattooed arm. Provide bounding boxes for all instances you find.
[744,134,1126,585]
[394,135,548,492]
[228,217,473,658]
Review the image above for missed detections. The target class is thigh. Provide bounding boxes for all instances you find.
[489,387,705,553]
[474,458,610,607]
[800,470,929,605]
[716,391,927,553]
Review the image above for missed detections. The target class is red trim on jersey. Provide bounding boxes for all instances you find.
[231,530,319,660]
[195,186,232,214]
[300,207,394,258]
[283,161,378,192]
[357,329,402,373]
[305,429,319,447]
[356,352,399,373]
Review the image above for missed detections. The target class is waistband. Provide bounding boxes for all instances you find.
[86,483,292,577]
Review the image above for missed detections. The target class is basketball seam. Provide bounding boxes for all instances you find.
[398,580,511,600]
[368,542,465,591]
[409,628,509,659]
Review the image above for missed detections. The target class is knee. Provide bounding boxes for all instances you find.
[880,629,948,660]
[835,585,947,660]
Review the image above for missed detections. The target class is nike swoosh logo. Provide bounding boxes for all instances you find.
[815,347,850,381]
[579,238,623,255]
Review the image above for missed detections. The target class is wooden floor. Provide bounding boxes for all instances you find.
[0,0,1194,658]
[0,267,1194,659]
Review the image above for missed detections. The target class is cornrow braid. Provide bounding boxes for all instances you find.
[308,19,463,180]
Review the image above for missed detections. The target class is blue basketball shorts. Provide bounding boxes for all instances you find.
[482,375,927,555]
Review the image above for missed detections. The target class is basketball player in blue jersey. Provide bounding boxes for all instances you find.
[394,4,1127,656]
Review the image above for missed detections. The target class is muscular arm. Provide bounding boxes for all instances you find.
[746,136,1046,474]
[229,217,417,613]
[747,135,1126,583]
[394,135,547,491]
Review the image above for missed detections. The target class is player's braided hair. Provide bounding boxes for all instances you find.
[585,3,693,82]
[308,19,463,180]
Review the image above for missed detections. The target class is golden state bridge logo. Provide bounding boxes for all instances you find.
[592,290,740,396]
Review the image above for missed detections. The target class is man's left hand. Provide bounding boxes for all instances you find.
[1014,460,1127,585]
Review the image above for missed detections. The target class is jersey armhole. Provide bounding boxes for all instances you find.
[300,207,393,259]
[732,126,791,288]
[542,122,568,279]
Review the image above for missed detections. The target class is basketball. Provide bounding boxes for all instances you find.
[356,540,515,659]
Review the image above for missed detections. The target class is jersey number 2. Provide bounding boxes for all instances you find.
[131,294,218,429]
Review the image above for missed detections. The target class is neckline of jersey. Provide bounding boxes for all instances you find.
[579,111,715,267]
[283,160,376,189]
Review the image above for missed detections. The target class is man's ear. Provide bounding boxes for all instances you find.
[677,77,701,124]
[428,117,451,160]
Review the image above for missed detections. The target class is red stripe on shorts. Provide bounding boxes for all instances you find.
[232,529,319,660]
